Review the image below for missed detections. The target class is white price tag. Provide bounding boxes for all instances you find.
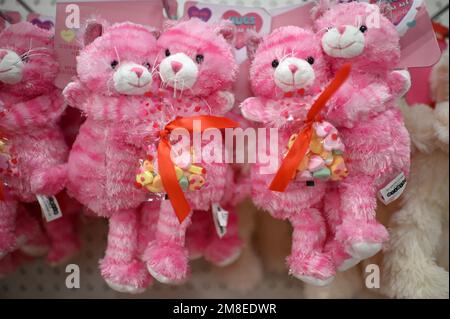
[212,203,229,238]
[36,195,63,222]
[378,172,407,205]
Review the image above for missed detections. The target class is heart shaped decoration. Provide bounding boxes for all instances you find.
[60,29,76,43]
[30,18,54,31]
[371,0,414,26]
[187,6,212,22]
[222,10,263,50]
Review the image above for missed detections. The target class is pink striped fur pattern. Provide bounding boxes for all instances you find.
[63,21,162,294]
[142,18,239,285]
[240,27,338,286]
[314,2,411,272]
[0,22,68,260]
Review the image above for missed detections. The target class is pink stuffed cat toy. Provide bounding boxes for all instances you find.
[314,2,411,270]
[240,26,339,285]
[0,22,69,260]
[63,21,161,293]
[141,18,238,284]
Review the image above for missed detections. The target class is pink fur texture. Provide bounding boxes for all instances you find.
[0,22,68,258]
[314,2,411,269]
[64,22,161,293]
[142,19,239,284]
[240,27,337,285]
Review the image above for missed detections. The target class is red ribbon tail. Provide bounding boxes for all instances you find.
[158,140,191,223]
[269,127,313,192]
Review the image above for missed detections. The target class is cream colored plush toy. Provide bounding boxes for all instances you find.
[381,47,449,299]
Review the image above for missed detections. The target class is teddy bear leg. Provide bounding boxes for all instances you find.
[16,205,49,258]
[287,207,335,286]
[204,206,243,267]
[324,188,361,271]
[137,201,160,258]
[100,208,151,294]
[144,200,192,285]
[43,214,80,266]
[185,210,210,260]
[336,176,389,261]
[0,194,18,259]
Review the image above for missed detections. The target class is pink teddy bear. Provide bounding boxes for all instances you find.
[63,21,161,293]
[0,22,74,262]
[314,2,411,270]
[141,18,239,284]
[240,27,339,285]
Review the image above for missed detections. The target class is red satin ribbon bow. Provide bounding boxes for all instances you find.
[269,63,352,192]
[158,115,239,223]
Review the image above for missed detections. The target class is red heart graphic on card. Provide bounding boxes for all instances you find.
[222,10,263,49]
[371,0,414,26]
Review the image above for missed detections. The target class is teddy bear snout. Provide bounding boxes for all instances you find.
[159,53,199,90]
[321,25,365,59]
[0,49,23,85]
[274,57,315,92]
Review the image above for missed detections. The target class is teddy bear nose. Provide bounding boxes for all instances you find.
[131,67,144,78]
[289,64,298,74]
[337,26,347,34]
[171,61,183,74]
[0,50,8,61]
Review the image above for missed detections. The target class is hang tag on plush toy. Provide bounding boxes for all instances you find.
[378,172,407,205]
[36,195,63,222]
[287,121,348,183]
[212,203,229,238]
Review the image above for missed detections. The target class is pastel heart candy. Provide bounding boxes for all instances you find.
[60,29,76,43]
[313,167,331,180]
[308,155,326,172]
[179,176,189,191]
[189,174,205,191]
[313,121,337,137]
[323,134,345,152]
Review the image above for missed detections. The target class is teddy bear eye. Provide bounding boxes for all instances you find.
[111,60,119,69]
[307,57,315,65]
[144,62,151,70]
[165,49,171,57]
[272,59,279,68]
[196,54,204,64]
[359,25,368,33]
[21,55,30,63]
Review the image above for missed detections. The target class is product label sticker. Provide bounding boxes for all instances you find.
[36,195,63,222]
[378,172,407,205]
[54,0,166,89]
[184,1,272,64]
[212,203,229,238]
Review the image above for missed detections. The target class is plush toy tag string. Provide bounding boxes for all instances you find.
[158,116,239,223]
[269,63,352,192]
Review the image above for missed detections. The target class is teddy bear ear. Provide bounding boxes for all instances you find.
[310,0,334,20]
[82,20,104,47]
[215,20,236,46]
[246,31,263,61]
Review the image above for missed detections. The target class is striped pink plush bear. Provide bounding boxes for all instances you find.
[141,18,239,284]
[63,21,161,293]
[314,2,411,271]
[240,27,337,285]
[0,22,70,260]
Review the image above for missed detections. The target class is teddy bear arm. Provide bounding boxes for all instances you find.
[387,70,411,99]
[240,97,270,124]
[63,80,89,111]
[205,91,235,115]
